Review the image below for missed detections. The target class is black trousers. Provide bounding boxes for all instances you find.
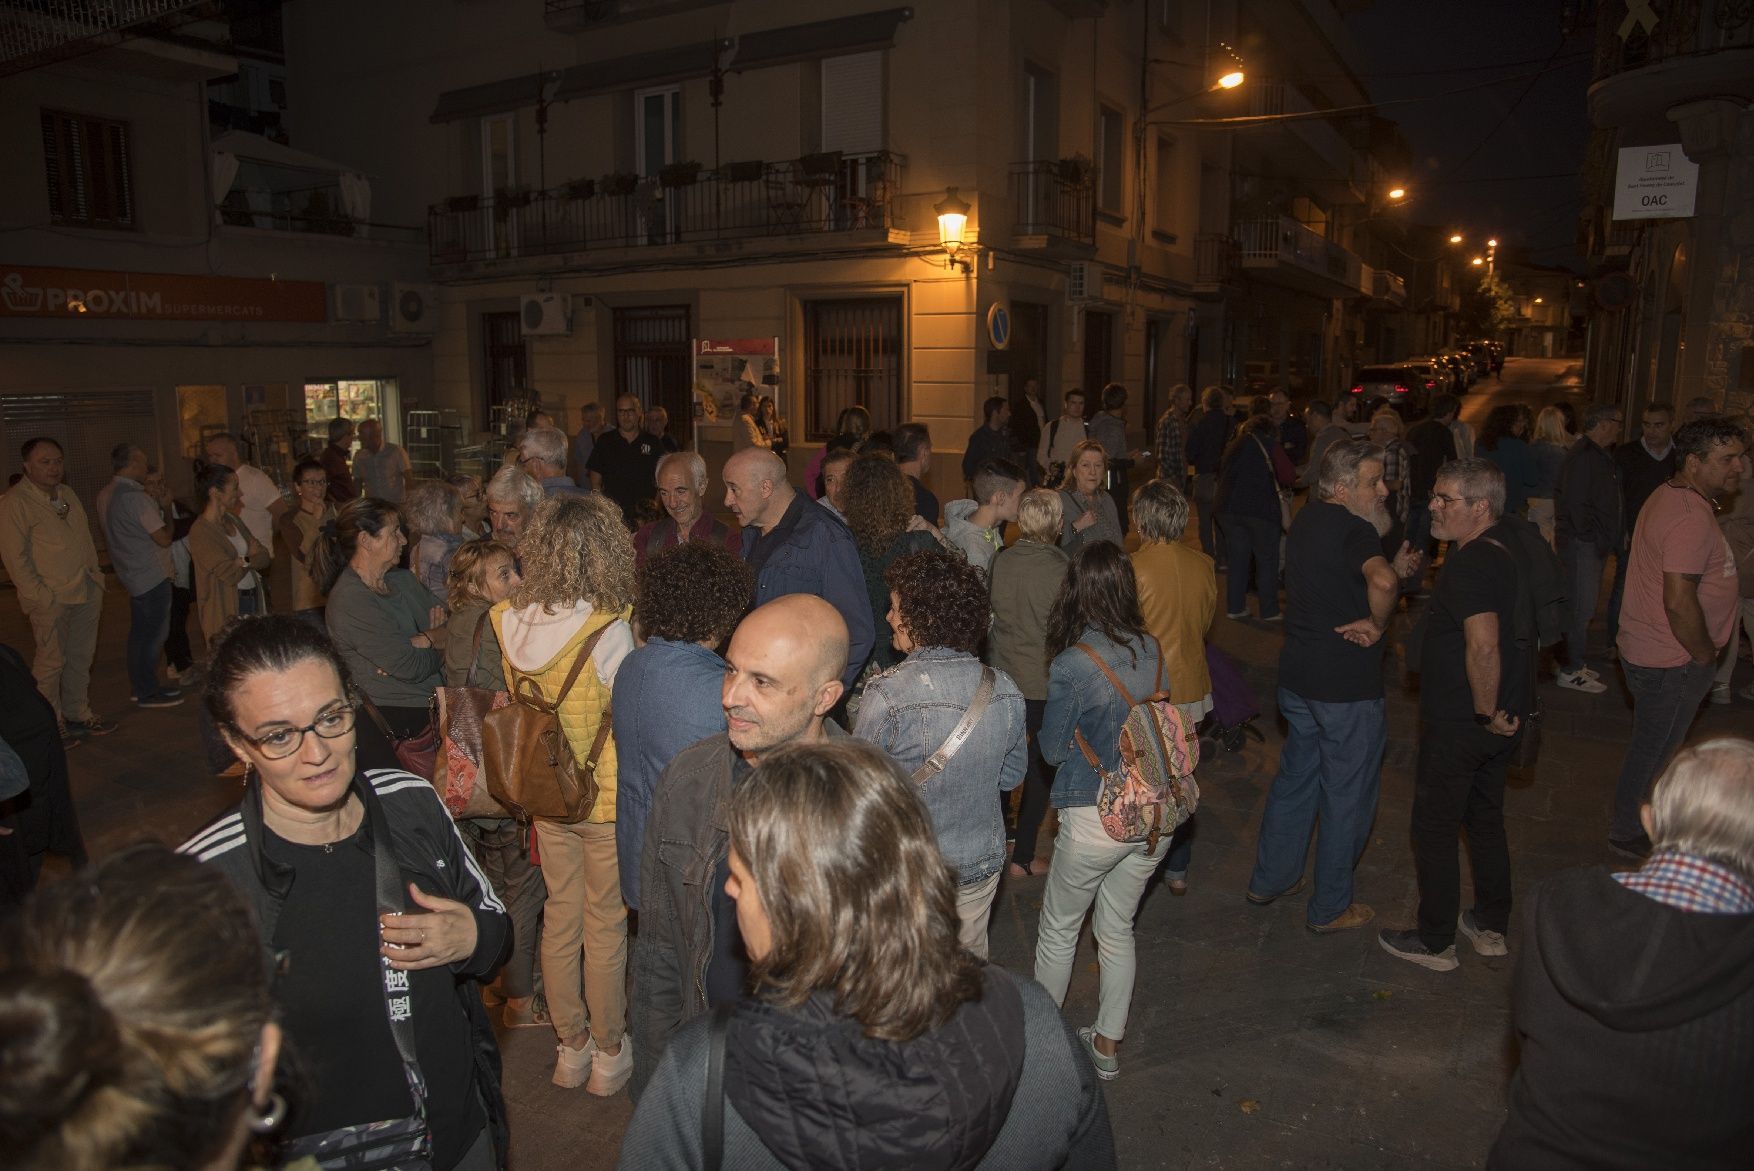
[1411,719,1517,950]
[1010,698,1054,866]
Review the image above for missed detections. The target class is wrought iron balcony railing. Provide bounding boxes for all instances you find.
[1008,160,1095,245]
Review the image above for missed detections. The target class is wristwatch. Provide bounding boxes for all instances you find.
[1473,712,1494,726]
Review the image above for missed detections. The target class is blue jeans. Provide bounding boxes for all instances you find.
[1558,538,1610,671]
[1249,690,1385,924]
[126,580,173,699]
[1221,514,1280,618]
[1611,659,1716,840]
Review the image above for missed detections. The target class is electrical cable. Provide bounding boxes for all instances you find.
[1445,38,1576,176]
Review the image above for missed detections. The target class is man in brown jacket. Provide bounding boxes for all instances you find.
[0,437,109,742]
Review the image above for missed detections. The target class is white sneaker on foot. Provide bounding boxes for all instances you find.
[552,1035,597,1089]
[1555,668,1607,694]
[1458,910,1508,957]
[586,1034,633,1097]
[1709,682,1732,706]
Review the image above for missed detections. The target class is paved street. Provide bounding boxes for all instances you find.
[10,357,1749,1169]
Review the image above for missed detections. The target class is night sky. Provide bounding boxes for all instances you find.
[1346,1,1595,270]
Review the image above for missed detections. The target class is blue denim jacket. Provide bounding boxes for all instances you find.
[1041,629,1166,809]
[611,638,729,909]
[853,647,1027,886]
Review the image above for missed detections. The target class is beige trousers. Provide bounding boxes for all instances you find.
[955,872,1002,959]
[533,817,627,1048]
[27,595,102,722]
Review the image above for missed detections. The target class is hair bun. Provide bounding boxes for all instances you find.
[0,968,123,1136]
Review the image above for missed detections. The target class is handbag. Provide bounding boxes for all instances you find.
[482,624,612,824]
[360,695,441,781]
[910,666,996,784]
[430,612,511,819]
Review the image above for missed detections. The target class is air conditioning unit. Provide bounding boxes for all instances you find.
[1066,261,1099,304]
[520,292,572,336]
[332,283,382,323]
[390,283,440,334]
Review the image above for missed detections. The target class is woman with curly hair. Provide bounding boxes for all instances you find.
[842,453,944,670]
[613,540,753,909]
[854,550,1027,957]
[491,492,637,1096]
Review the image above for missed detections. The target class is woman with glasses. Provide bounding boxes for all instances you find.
[274,457,333,627]
[313,498,448,772]
[180,615,509,1171]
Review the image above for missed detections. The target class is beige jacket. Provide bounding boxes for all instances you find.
[0,479,103,612]
[189,514,270,643]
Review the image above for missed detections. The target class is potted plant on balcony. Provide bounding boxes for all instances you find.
[601,171,640,197]
[494,186,533,213]
[1056,154,1093,188]
[798,150,843,179]
[562,177,596,200]
[659,160,702,188]
[718,159,765,183]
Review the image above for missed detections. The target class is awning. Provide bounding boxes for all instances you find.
[209,129,371,220]
[429,7,914,124]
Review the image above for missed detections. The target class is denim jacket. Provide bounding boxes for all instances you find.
[853,647,1027,886]
[1040,629,1165,809]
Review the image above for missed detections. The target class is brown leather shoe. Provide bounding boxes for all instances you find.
[1307,903,1375,933]
[1245,876,1306,906]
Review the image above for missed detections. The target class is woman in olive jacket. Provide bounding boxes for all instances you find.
[188,463,271,647]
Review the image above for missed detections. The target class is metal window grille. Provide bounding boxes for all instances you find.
[804,297,903,441]
[481,311,528,431]
[612,306,692,437]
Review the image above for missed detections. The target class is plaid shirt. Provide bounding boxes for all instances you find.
[1380,438,1412,520]
[1616,850,1754,914]
[1155,409,1188,482]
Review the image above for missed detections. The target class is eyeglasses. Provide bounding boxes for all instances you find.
[1428,492,1476,508]
[235,704,356,760]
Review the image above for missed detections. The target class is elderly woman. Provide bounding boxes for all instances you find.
[448,471,488,536]
[2,845,283,1171]
[1035,541,1170,1081]
[989,487,1071,877]
[855,550,1027,957]
[1128,479,1215,894]
[614,540,753,908]
[313,497,446,772]
[1216,415,1287,620]
[275,456,332,625]
[633,451,742,568]
[1491,736,1754,1168]
[1058,439,1124,554]
[180,617,509,1171]
[620,740,1114,1169]
[484,464,543,551]
[407,479,466,605]
[844,453,944,672]
[492,492,636,1095]
[189,463,272,650]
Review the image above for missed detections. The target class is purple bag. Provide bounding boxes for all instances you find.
[1204,644,1260,730]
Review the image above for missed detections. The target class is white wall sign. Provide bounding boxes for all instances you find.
[1612,145,1698,221]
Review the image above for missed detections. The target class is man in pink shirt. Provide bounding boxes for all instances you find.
[1611,417,1745,857]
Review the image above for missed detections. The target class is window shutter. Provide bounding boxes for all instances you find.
[820,52,883,155]
[39,110,131,228]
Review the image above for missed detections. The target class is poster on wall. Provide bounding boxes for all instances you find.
[693,338,780,424]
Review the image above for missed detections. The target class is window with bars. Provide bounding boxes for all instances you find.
[804,297,904,440]
[612,305,693,433]
[41,110,135,229]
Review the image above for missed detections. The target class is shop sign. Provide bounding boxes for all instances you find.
[1612,146,1698,221]
[693,337,781,422]
[0,265,328,322]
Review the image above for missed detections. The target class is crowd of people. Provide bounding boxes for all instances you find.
[0,377,1750,1171]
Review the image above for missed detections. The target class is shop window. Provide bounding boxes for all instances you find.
[305,380,399,445]
[804,297,903,440]
[42,110,134,229]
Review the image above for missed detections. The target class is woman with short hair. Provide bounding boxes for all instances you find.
[189,463,271,649]
[989,487,1071,877]
[407,478,466,605]
[0,844,282,1171]
[1058,439,1123,554]
[275,456,332,625]
[1034,540,1170,1081]
[492,492,636,1095]
[855,550,1027,957]
[620,739,1116,1169]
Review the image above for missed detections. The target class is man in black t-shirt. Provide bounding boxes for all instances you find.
[586,395,664,525]
[1381,457,1530,973]
[1248,440,1421,931]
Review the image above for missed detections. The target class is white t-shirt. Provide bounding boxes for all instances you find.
[234,463,280,549]
[227,523,259,590]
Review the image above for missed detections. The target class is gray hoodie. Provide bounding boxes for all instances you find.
[943,499,1002,574]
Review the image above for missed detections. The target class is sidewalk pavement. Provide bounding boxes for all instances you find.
[7,572,1750,1169]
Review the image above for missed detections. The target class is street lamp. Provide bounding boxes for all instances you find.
[1216,69,1245,90]
[1387,186,1406,201]
[1449,233,1463,244]
[1471,256,1485,266]
[934,187,972,274]
[1487,237,1499,248]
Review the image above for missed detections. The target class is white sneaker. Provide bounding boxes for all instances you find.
[586,1034,633,1097]
[1555,668,1607,694]
[1458,910,1508,957]
[1709,682,1732,706]
[552,1035,597,1089]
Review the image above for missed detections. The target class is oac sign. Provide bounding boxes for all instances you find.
[1611,146,1698,221]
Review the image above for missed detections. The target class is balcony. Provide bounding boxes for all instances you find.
[1369,266,1407,307]
[1589,0,1754,127]
[543,0,717,30]
[428,152,904,267]
[0,0,218,77]
[1236,216,1365,299]
[1194,232,1238,292]
[1008,160,1095,248]
[1235,80,1364,201]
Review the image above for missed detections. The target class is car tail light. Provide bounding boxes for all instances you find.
[1393,384,1409,395]
[1425,380,1436,390]
[1349,385,1363,394]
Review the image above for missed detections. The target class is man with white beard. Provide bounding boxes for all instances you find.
[1246,441,1422,931]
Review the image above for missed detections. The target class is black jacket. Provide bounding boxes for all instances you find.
[1489,866,1754,1169]
[1185,407,1234,475]
[963,424,1017,481]
[618,966,1114,1170]
[1407,417,1457,500]
[1613,439,1676,534]
[181,769,512,1166]
[1555,436,1623,554]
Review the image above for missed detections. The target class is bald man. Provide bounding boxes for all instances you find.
[723,448,874,689]
[628,595,853,1099]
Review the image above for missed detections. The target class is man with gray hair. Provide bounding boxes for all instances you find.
[484,465,543,549]
[96,443,180,709]
[1249,441,1420,930]
[519,425,587,498]
[634,450,741,567]
[1554,402,1625,693]
[1381,457,1532,971]
[1491,735,1754,1166]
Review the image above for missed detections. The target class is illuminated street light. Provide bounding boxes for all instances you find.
[1487,237,1499,248]
[1534,297,1544,303]
[1449,233,1463,244]
[934,187,972,274]
[1387,186,1406,201]
[1217,69,1245,89]
[1471,256,1485,266]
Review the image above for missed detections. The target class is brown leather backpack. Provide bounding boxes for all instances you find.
[482,624,611,823]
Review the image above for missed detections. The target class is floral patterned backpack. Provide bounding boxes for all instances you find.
[1073,636,1200,850]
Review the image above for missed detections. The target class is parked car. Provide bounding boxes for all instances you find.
[1433,352,1472,392]
[1348,364,1429,417]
